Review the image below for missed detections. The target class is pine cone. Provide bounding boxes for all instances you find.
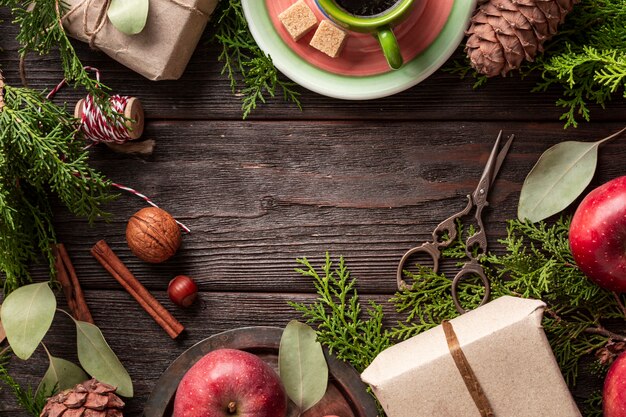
[466,0,578,77]
[40,379,125,417]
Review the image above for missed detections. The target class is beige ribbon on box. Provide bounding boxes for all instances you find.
[61,0,210,49]
[442,320,495,417]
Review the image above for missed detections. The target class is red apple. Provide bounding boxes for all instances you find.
[173,348,287,417]
[604,351,626,416]
[570,176,626,292]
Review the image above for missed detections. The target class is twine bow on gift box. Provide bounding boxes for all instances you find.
[62,0,210,47]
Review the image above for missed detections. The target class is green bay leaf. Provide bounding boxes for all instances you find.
[107,0,149,35]
[278,320,328,413]
[1,283,56,360]
[75,320,133,397]
[37,349,89,398]
[518,141,600,223]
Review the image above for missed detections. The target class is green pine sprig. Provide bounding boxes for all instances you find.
[0,351,47,417]
[1,0,113,114]
[0,82,115,293]
[584,391,604,417]
[212,0,302,119]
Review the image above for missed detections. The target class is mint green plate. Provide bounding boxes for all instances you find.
[242,0,477,100]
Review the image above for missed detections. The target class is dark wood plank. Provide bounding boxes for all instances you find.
[25,120,626,295]
[1,8,625,122]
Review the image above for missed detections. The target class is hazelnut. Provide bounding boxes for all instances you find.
[126,207,182,263]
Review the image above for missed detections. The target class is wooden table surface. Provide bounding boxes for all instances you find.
[2,7,626,416]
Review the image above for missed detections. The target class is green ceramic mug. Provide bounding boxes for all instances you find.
[315,0,415,70]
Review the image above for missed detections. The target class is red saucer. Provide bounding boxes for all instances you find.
[267,0,454,77]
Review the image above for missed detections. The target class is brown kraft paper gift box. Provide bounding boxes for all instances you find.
[63,0,219,80]
[361,296,582,417]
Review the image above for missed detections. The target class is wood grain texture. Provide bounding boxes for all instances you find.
[1,8,625,123]
[0,5,621,416]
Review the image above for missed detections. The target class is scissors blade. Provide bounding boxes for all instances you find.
[473,131,502,197]
[492,134,515,184]
[472,131,514,203]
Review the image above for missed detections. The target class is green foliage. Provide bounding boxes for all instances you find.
[450,0,626,128]
[0,84,115,292]
[278,320,328,414]
[294,218,624,415]
[0,351,47,417]
[1,283,56,360]
[212,0,302,119]
[0,284,134,409]
[74,319,133,397]
[1,0,112,111]
[290,254,393,373]
[584,390,603,417]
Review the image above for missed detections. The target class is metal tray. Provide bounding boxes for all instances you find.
[144,326,378,417]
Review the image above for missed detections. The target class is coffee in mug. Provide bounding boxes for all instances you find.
[335,0,400,16]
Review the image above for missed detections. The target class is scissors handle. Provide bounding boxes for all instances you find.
[465,202,488,259]
[397,242,441,290]
[451,261,490,314]
[433,195,473,247]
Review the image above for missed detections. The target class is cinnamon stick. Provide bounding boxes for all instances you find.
[53,244,94,324]
[90,240,184,339]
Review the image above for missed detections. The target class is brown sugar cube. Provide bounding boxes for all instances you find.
[309,20,348,58]
[279,0,318,41]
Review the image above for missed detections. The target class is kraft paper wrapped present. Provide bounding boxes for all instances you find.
[63,0,219,80]
[361,296,582,417]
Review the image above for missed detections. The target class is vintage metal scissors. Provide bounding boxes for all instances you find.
[396,131,514,314]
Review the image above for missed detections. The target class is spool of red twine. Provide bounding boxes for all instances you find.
[47,66,151,153]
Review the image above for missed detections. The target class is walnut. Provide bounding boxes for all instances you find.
[126,207,181,263]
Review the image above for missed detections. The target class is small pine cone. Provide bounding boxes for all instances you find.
[40,379,125,417]
[466,0,578,77]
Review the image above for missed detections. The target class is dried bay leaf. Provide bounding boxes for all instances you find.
[75,320,133,397]
[37,347,89,398]
[107,0,149,35]
[0,283,56,360]
[518,127,626,223]
[279,320,328,414]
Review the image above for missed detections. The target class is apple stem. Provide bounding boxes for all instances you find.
[228,401,237,414]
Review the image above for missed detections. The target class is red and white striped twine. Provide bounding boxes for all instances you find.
[47,67,191,233]
[47,66,133,145]
[112,183,191,233]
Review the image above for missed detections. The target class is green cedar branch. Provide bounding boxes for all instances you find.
[0,79,115,293]
[212,0,302,119]
[1,0,115,116]
[0,350,47,417]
